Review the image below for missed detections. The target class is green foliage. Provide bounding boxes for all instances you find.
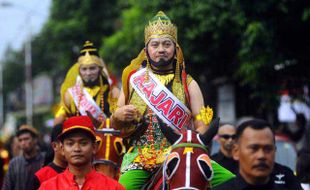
[235,0,310,109]
[1,0,122,113]
[237,21,274,86]
[100,7,145,74]
[31,0,121,74]
[302,8,310,21]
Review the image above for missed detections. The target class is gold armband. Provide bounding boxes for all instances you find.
[194,106,213,125]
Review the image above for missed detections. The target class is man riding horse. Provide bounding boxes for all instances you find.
[54,41,123,178]
[112,11,234,189]
[54,41,119,124]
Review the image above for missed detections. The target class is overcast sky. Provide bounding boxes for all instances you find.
[0,0,51,61]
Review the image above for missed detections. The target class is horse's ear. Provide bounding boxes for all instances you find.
[199,117,220,145]
[158,119,181,144]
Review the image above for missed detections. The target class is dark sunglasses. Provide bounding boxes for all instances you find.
[219,134,236,140]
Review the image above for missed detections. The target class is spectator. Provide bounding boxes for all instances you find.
[5,136,21,159]
[297,150,310,190]
[38,116,124,190]
[213,119,302,190]
[2,125,44,190]
[282,113,307,150]
[297,128,310,190]
[272,162,302,190]
[211,124,238,173]
[32,124,67,190]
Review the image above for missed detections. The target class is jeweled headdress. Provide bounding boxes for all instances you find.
[59,41,113,107]
[77,41,103,66]
[144,11,177,44]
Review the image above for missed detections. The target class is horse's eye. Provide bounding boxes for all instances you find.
[165,152,180,180]
[96,136,103,151]
[197,154,213,181]
[114,137,125,156]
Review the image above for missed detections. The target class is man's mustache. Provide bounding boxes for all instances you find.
[253,162,270,169]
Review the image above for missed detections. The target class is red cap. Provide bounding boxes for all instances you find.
[58,116,96,140]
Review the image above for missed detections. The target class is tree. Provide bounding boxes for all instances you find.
[236,0,310,114]
[30,0,122,75]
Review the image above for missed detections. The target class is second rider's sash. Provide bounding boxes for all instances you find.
[68,84,106,121]
[130,68,191,131]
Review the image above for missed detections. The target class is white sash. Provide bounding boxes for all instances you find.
[130,68,192,131]
[68,83,106,121]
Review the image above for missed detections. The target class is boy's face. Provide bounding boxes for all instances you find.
[61,132,96,167]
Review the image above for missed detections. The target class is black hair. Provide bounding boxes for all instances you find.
[43,124,63,166]
[51,124,63,142]
[43,145,54,166]
[79,41,100,57]
[16,129,37,138]
[236,119,274,140]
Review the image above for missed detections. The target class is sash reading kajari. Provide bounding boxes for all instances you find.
[68,83,106,121]
[130,68,191,131]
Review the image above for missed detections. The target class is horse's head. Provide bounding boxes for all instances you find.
[94,128,125,179]
[161,118,219,190]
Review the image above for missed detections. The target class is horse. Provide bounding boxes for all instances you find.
[94,124,125,179]
[144,118,219,190]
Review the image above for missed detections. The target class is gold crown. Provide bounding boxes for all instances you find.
[77,41,103,66]
[144,11,177,44]
[78,51,103,66]
[80,41,97,53]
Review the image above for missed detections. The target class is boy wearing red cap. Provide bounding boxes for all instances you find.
[38,116,124,190]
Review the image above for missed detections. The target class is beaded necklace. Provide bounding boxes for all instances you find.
[136,70,173,170]
[138,108,167,170]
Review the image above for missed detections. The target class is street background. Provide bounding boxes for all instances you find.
[0,0,309,171]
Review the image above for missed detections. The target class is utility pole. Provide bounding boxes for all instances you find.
[0,1,12,128]
[0,60,3,128]
[1,1,48,127]
[25,16,33,126]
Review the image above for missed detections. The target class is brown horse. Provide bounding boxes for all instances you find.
[144,118,219,190]
[94,128,125,179]
[86,112,125,179]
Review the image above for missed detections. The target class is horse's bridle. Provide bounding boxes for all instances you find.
[171,142,208,152]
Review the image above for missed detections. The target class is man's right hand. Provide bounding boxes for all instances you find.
[114,105,140,123]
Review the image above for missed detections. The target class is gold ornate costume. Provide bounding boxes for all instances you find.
[118,11,214,190]
[55,41,118,121]
[118,11,195,182]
